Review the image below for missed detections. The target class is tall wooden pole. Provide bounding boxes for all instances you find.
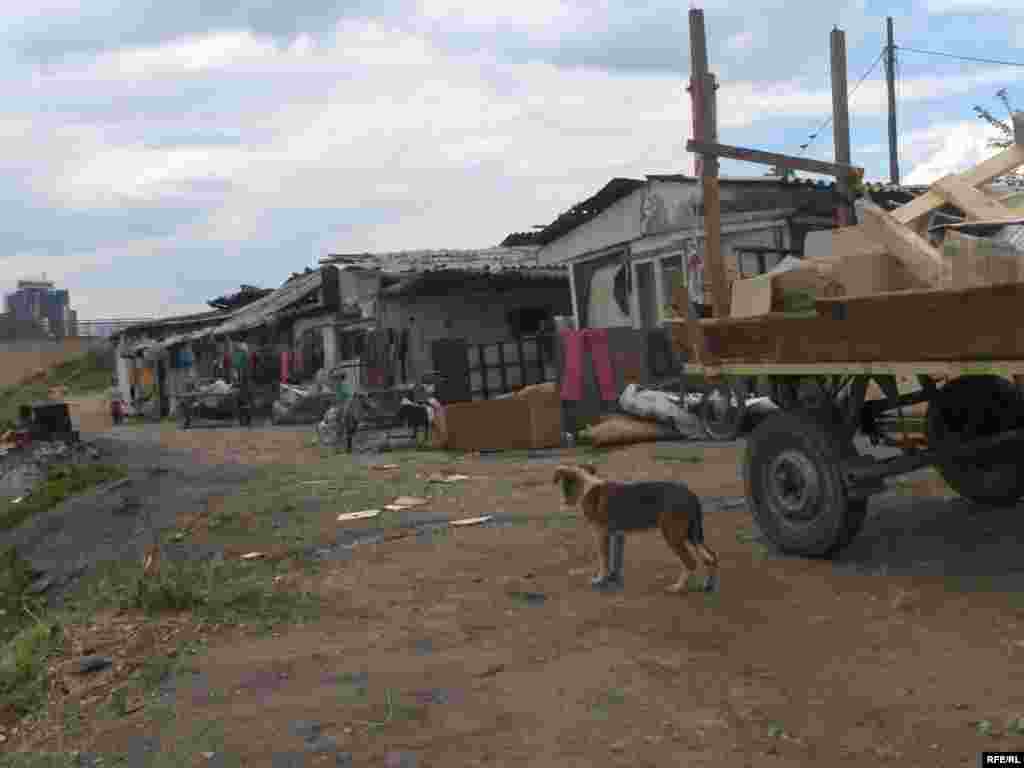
[689,8,729,319]
[831,26,853,226]
[886,16,901,186]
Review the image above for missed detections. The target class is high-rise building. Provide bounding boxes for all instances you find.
[4,278,75,338]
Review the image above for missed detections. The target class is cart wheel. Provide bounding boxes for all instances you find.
[700,379,748,442]
[745,410,868,557]
[926,375,1024,507]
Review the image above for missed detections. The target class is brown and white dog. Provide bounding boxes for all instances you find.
[553,464,719,593]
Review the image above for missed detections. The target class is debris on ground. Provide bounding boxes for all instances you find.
[427,472,470,484]
[389,496,429,509]
[370,463,400,471]
[582,415,680,448]
[450,515,493,527]
[273,382,335,426]
[618,383,703,438]
[338,510,381,523]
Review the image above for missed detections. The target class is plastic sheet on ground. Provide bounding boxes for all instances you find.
[618,383,703,438]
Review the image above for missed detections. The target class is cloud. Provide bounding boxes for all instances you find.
[902,121,1005,184]
[2,5,1023,321]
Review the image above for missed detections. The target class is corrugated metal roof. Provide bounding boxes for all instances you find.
[208,268,328,337]
[379,267,567,298]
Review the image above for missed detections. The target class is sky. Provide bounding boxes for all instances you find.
[3,0,1023,319]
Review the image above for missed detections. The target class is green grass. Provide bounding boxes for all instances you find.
[0,462,127,532]
[652,449,704,464]
[590,688,627,720]
[0,606,63,718]
[0,447,479,728]
[0,346,114,430]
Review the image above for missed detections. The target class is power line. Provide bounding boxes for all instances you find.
[897,46,1024,69]
[798,47,886,156]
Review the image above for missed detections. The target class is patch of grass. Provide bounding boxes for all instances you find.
[976,719,996,737]
[767,721,787,739]
[2,753,80,768]
[365,688,422,731]
[544,511,579,529]
[126,557,323,633]
[335,671,370,704]
[0,462,127,531]
[652,450,704,464]
[0,347,114,430]
[591,688,627,720]
[0,610,63,718]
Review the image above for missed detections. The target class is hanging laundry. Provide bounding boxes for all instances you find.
[559,328,618,402]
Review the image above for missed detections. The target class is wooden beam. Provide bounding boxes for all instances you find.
[690,9,730,319]
[890,143,1024,227]
[859,202,951,288]
[932,174,1015,221]
[685,139,863,179]
[831,27,853,226]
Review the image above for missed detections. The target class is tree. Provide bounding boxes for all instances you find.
[973,89,1024,185]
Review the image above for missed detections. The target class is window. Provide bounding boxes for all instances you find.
[660,254,683,315]
[508,306,550,337]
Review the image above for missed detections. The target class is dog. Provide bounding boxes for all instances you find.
[552,464,719,594]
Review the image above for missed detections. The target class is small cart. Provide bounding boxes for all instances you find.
[668,283,1024,559]
[177,384,252,429]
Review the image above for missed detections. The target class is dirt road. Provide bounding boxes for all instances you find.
[10,420,1024,767]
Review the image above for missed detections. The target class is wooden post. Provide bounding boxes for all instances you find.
[689,8,730,319]
[831,27,853,226]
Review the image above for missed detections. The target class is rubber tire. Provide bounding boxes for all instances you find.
[926,375,1024,507]
[744,409,867,558]
[701,380,748,442]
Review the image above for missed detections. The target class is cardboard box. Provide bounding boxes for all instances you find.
[943,228,1024,289]
[836,248,931,297]
[730,256,844,319]
[445,385,562,451]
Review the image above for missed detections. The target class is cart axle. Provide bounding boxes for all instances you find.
[843,426,1024,487]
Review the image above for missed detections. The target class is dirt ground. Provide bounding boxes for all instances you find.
[10,417,1024,767]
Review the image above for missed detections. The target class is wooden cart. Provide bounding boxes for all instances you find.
[177,386,252,429]
[668,287,1024,559]
[665,140,1024,558]
[670,10,1024,558]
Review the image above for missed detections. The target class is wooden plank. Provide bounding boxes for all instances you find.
[890,144,1024,226]
[676,281,1024,365]
[859,202,951,287]
[931,175,1015,221]
[676,360,1024,377]
[685,139,863,179]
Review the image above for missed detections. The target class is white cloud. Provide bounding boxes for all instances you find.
[416,0,574,29]
[925,0,1020,12]
[902,120,1005,185]
[56,145,253,207]
[727,31,754,50]
[8,12,1024,320]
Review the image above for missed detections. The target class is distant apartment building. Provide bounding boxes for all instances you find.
[4,278,77,338]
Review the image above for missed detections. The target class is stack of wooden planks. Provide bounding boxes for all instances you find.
[669,114,1024,366]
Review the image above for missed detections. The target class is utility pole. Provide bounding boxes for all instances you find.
[886,16,900,186]
[830,26,853,226]
[689,8,729,320]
